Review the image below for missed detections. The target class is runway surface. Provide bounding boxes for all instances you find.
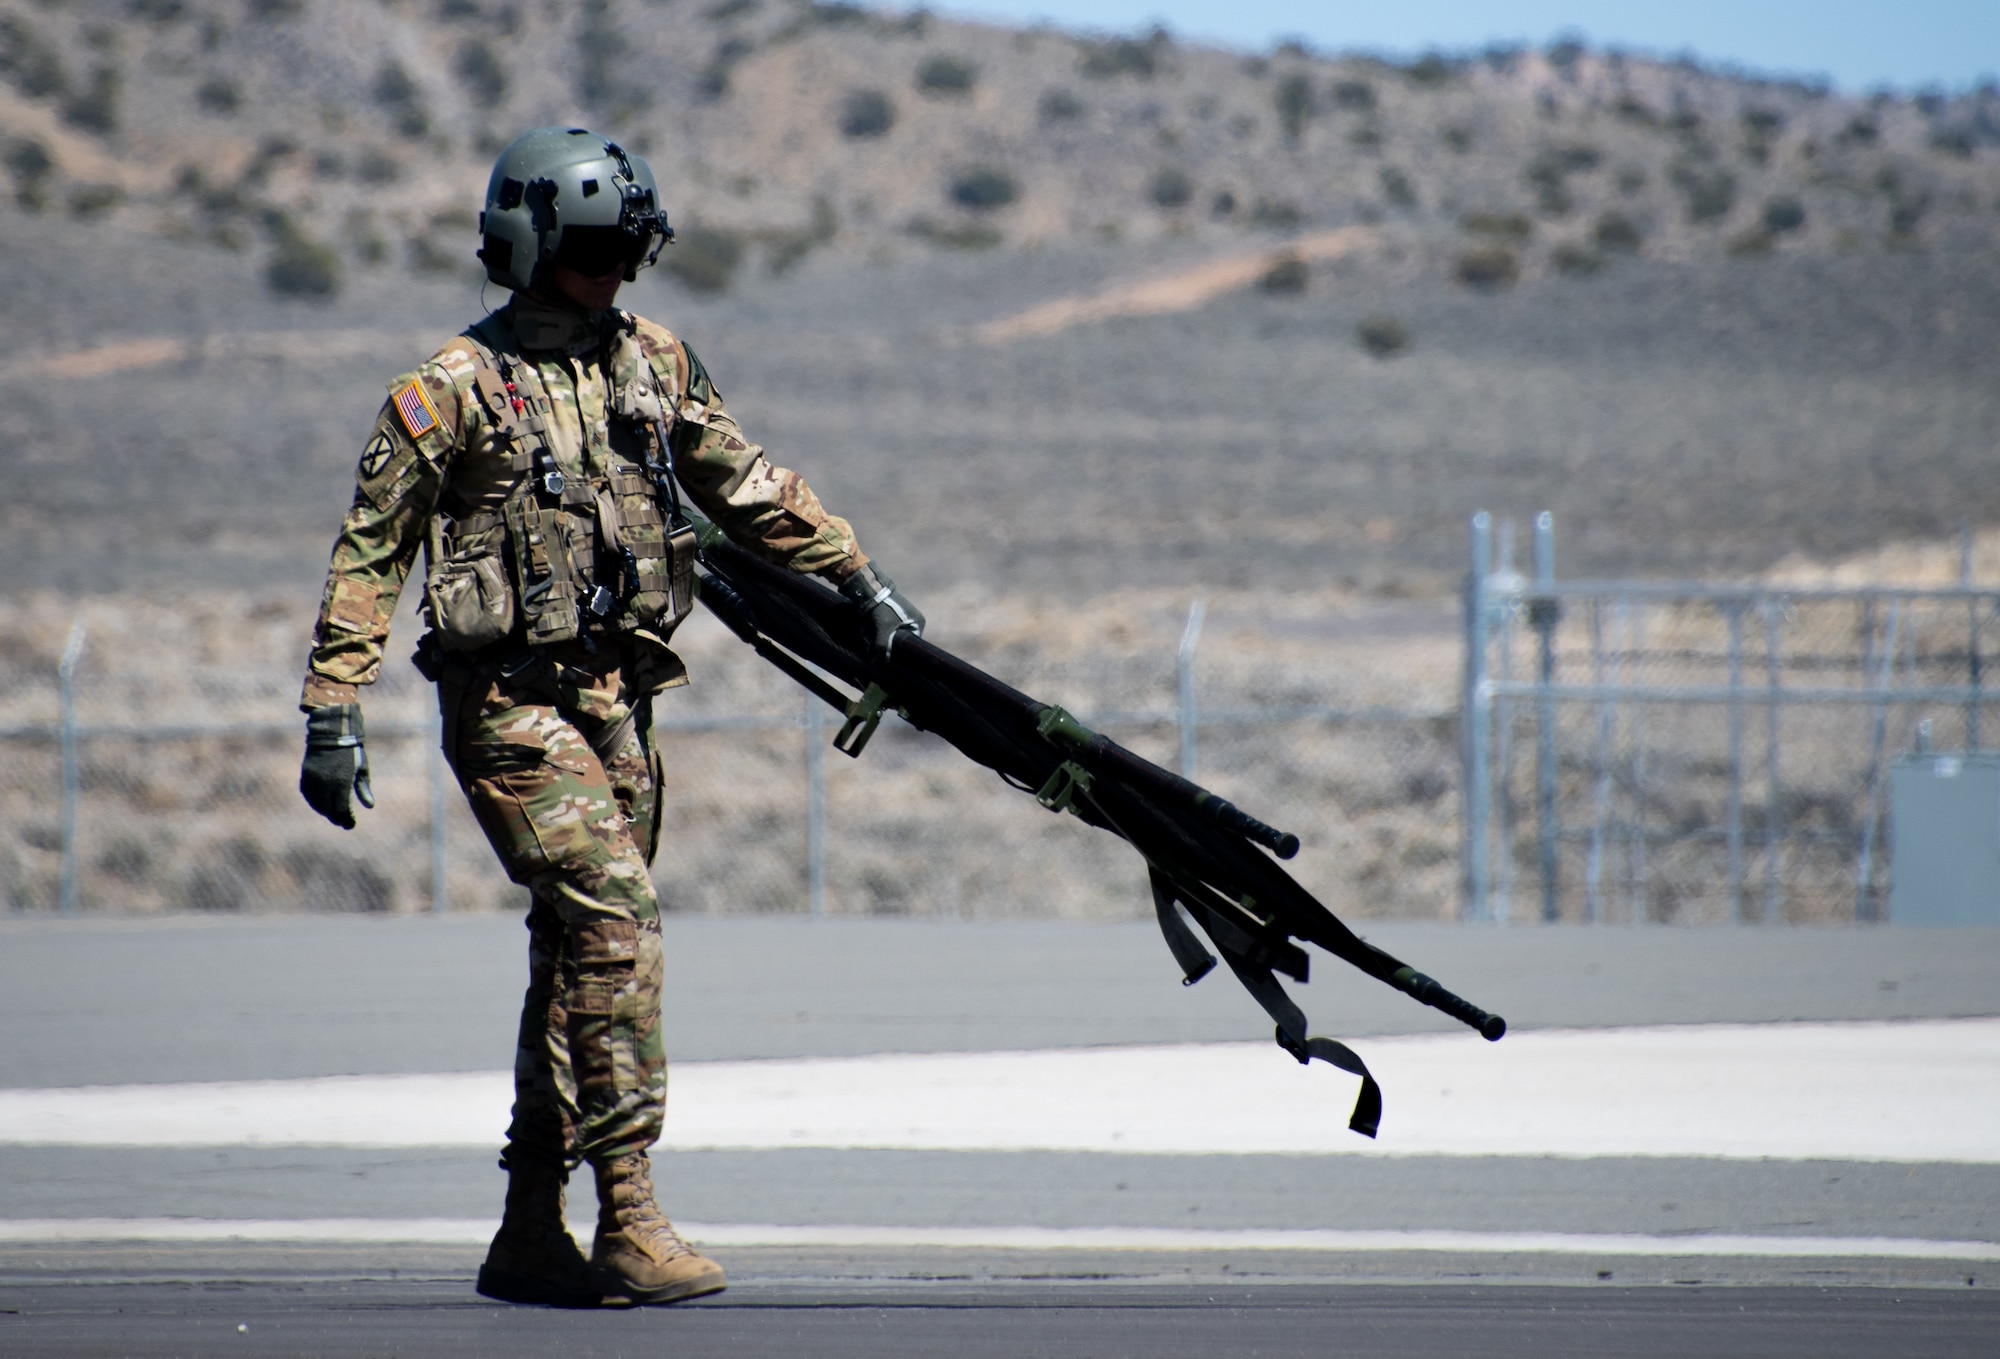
[3,915,1995,1082]
[0,915,1995,1354]
[3,1281,1997,1359]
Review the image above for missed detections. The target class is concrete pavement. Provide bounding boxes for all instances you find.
[0,914,1994,1355]
[2,1281,1995,1359]
[1,915,1994,1083]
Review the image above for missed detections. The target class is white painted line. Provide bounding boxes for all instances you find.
[1,1219,1995,1261]
[0,1072,510,1150]
[0,1020,1995,1162]
[687,1225,2000,1262]
[0,1218,496,1244]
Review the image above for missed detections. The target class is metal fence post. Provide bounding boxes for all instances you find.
[1493,518,1518,924]
[1532,511,1559,922]
[1762,601,1784,925]
[429,703,450,914]
[1462,512,1493,923]
[1855,601,1901,923]
[1725,603,1746,923]
[1584,598,1624,924]
[1627,718,1648,925]
[57,620,86,915]
[1964,521,1981,752]
[1177,598,1206,780]
[805,697,826,919]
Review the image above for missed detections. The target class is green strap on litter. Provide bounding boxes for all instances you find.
[1149,866,1382,1139]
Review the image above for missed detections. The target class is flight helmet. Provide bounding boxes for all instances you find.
[477,127,672,292]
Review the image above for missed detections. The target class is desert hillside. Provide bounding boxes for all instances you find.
[0,0,1995,593]
[4,1,1998,293]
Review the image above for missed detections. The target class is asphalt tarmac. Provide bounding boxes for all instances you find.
[2,1147,1993,1244]
[1,915,1994,1355]
[2,1281,1995,1359]
[1,914,1994,1083]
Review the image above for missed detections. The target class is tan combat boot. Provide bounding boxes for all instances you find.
[589,1153,727,1305]
[475,1160,602,1308]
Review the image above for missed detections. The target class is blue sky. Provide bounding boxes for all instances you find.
[930,2,1999,93]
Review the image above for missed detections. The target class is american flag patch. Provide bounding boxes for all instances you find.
[393,383,439,440]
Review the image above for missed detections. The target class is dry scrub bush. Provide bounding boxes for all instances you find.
[1148,166,1193,209]
[916,53,976,98]
[1258,252,1308,294]
[1355,313,1409,358]
[1038,87,1082,121]
[1593,210,1642,253]
[1550,241,1603,275]
[1454,245,1519,289]
[949,165,1018,210]
[265,221,341,299]
[837,88,895,138]
[1461,211,1532,240]
[453,40,508,110]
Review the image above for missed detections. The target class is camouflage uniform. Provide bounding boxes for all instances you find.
[300,293,867,1168]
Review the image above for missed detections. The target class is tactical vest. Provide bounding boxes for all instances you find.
[422,313,697,655]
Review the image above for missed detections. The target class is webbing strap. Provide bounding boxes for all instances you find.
[594,487,627,553]
[425,511,448,585]
[1149,867,1382,1139]
[436,674,467,779]
[1148,869,1217,985]
[465,329,564,487]
[451,511,505,537]
[1280,1034,1382,1140]
[588,705,641,769]
[464,335,534,477]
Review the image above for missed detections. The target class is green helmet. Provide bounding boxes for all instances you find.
[477,127,673,292]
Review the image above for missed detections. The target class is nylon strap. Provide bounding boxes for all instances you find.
[1148,869,1217,985]
[588,705,641,770]
[437,674,466,779]
[1149,867,1383,1138]
[594,487,626,552]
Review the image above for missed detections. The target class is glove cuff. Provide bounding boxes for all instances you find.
[838,563,893,606]
[300,673,359,711]
[305,703,366,750]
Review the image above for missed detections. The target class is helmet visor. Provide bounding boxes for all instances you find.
[553,225,655,279]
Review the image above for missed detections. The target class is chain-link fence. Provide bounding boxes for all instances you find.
[9,517,1982,926]
[0,596,1462,923]
[1465,513,2000,925]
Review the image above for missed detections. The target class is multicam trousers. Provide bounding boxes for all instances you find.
[445,649,667,1171]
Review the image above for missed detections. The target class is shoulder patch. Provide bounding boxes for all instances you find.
[681,342,716,407]
[393,382,440,440]
[359,430,398,479]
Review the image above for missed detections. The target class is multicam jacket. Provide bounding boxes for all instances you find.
[299,297,867,710]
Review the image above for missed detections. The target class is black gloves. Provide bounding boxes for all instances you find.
[839,563,925,657]
[300,704,376,830]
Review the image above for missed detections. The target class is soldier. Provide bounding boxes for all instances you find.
[295,128,923,1308]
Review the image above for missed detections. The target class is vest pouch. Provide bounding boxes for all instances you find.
[620,523,696,638]
[622,529,696,696]
[665,523,697,624]
[425,549,515,652]
[504,499,581,646]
